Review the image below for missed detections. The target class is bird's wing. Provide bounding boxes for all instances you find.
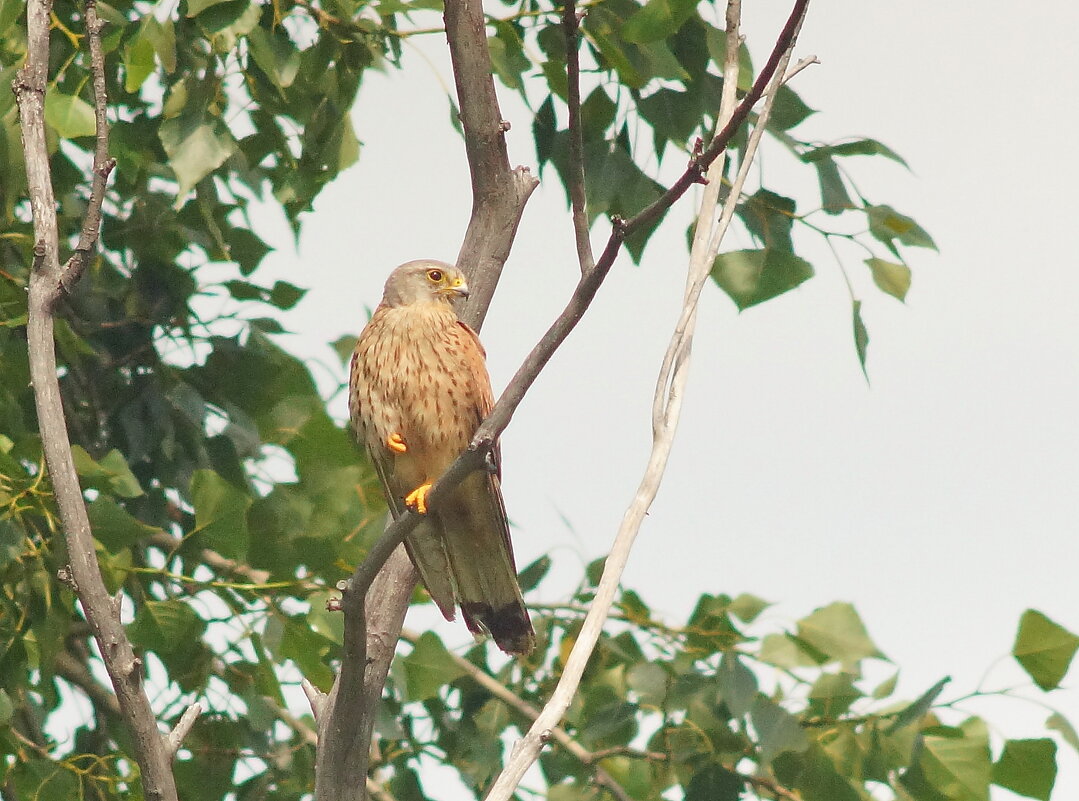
[431,321,534,654]
[369,437,459,621]
[349,320,458,620]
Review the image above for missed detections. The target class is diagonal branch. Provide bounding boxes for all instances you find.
[319,1,809,798]
[340,0,813,631]
[315,0,536,797]
[484,1,810,797]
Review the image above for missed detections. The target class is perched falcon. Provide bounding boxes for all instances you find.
[348,260,535,655]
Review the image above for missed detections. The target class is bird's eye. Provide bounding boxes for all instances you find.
[426,269,443,283]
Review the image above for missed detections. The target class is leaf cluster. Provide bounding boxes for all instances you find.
[354,562,1078,801]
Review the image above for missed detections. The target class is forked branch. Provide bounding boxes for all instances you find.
[16,1,192,800]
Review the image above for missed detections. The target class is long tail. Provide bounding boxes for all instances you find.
[437,472,535,655]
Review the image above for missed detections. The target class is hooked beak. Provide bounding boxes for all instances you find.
[446,280,469,299]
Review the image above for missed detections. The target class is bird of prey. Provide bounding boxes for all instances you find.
[348,259,535,655]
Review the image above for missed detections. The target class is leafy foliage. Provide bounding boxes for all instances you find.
[0,0,1069,799]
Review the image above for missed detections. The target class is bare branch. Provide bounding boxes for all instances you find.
[444,0,539,324]
[562,0,595,274]
[783,54,819,84]
[165,704,202,759]
[58,0,115,292]
[17,1,178,800]
[319,2,810,798]
[484,2,811,797]
[302,678,327,720]
[54,648,122,719]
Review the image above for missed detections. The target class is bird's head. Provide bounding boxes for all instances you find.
[381,260,470,308]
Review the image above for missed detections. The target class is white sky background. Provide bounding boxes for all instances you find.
[248,0,1079,795]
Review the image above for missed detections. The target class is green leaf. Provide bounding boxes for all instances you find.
[992,739,1056,800]
[751,696,809,763]
[866,257,911,301]
[190,469,251,559]
[622,0,697,44]
[711,248,814,311]
[759,632,822,669]
[684,763,742,801]
[853,299,869,379]
[224,280,264,302]
[768,85,814,131]
[0,689,12,726]
[583,6,645,89]
[866,204,937,253]
[739,189,796,252]
[229,227,272,276]
[716,651,757,718]
[517,555,551,593]
[400,631,466,701]
[159,114,238,201]
[1013,609,1079,691]
[88,496,163,552]
[910,719,991,801]
[796,602,884,667]
[487,22,530,91]
[729,593,770,623]
[0,0,23,37]
[141,15,177,73]
[123,33,156,93]
[186,0,234,15]
[246,27,301,89]
[627,661,668,708]
[1046,712,1079,755]
[331,334,358,366]
[638,86,703,155]
[887,677,950,733]
[128,599,207,653]
[704,26,753,91]
[807,672,862,719]
[802,138,909,168]
[813,157,855,214]
[44,93,96,139]
[71,446,144,498]
[10,759,80,801]
[269,281,307,310]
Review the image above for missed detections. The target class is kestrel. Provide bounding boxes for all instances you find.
[349,260,535,655]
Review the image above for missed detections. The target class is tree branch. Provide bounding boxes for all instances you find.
[16,2,181,800]
[445,0,539,324]
[58,0,115,292]
[484,1,810,797]
[317,1,809,798]
[562,0,594,274]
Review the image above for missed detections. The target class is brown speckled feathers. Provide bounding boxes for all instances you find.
[349,260,534,655]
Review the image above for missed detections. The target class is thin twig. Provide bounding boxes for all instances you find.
[58,0,115,293]
[165,704,202,759]
[782,54,819,85]
[17,1,180,799]
[562,0,595,274]
[302,678,326,720]
[744,773,803,801]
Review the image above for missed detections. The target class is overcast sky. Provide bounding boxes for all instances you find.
[250,1,1079,796]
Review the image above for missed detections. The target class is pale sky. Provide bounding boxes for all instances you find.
[250,1,1079,796]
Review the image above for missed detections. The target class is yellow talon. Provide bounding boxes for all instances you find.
[387,433,408,454]
[404,482,432,514]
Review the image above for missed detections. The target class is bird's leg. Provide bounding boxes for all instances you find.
[404,482,432,514]
[386,433,408,454]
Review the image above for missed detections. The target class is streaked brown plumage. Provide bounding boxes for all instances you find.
[348,259,534,655]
